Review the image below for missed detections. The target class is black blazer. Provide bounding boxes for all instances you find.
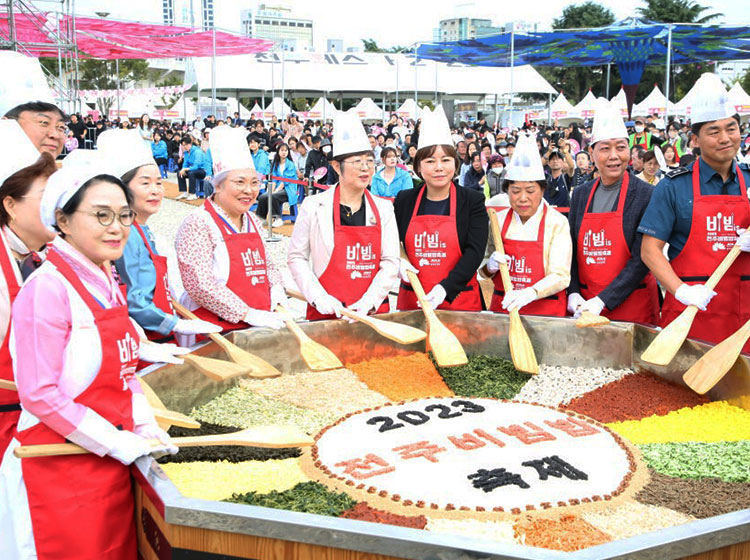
[568,172,654,309]
[394,184,488,302]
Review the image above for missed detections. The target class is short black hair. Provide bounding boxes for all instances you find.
[5,101,66,120]
[691,114,740,136]
[181,136,193,145]
[547,150,563,161]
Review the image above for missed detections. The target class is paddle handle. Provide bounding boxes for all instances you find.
[286,288,306,301]
[276,305,310,342]
[0,379,16,391]
[338,307,371,325]
[405,269,439,317]
[704,244,742,291]
[172,300,235,354]
[488,209,514,294]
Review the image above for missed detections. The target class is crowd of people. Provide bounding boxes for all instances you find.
[0,47,749,560]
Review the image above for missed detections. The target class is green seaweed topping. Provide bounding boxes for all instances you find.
[434,354,529,399]
[226,481,357,517]
[638,441,750,483]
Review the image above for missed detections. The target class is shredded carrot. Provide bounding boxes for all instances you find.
[347,353,454,401]
[513,514,612,552]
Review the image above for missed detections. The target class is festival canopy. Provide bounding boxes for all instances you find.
[250,103,263,118]
[0,10,273,59]
[632,85,671,117]
[307,97,337,120]
[728,82,750,117]
[415,18,750,116]
[573,90,598,119]
[264,97,292,119]
[395,99,423,120]
[549,93,581,123]
[610,88,629,117]
[355,97,385,121]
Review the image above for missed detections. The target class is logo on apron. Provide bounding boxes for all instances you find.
[346,242,377,280]
[582,228,613,265]
[240,248,268,283]
[413,231,448,267]
[706,212,737,251]
[117,331,139,387]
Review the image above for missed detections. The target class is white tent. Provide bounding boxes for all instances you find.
[263,97,292,119]
[249,102,263,118]
[671,80,703,116]
[573,90,598,119]
[728,82,750,117]
[396,98,423,120]
[354,97,384,121]
[236,101,253,120]
[307,97,337,120]
[120,95,157,119]
[632,85,670,117]
[549,93,581,123]
[610,88,629,118]
[168,95,196,122]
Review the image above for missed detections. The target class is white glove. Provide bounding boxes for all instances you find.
[675,283,717,311]
[345,297,377,322]
[172,318,222,336]
[139,342,190,365]
[421,284,447,309]
[133,423,178,456]
[243,308,285,329]
[736,227,750,252]
[270,284,289,309]
[486,252,511,274]
[398,259,419,283]
[107,430,156,466]
[312,294,343,317]
[567,292,586,315]
[576,296,606,318]
[502,287,537,311]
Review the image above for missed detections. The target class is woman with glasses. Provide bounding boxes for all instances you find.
[0,155,179,560]
[0,122,56,461]
[288,109,399,320]
[97,130,221,349]
[395,107,487,312]
[175,127,287,340]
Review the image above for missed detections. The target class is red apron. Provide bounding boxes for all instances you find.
[16,248,139,560]
[577,173,659,325]
[490,206,566,316]
[192,201,271,331]
[396,183,482,312]
[306,187,389,321]
[660,159,750,351]
[133,222,176,341]
[0,233,21,457]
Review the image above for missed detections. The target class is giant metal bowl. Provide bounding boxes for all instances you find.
[133,311,750,560]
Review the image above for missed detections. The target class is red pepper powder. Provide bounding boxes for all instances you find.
[565,372,710,423]
[513,514,612,551]
[340,502,428,529]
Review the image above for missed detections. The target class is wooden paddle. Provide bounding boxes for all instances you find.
[276,305,343,371]
[575,311,611,328]
[285,289,427,345]
[682,318,750,394]
[641,244,742,366]
[488,209,539,375]
[0,377,199,430]
[181,354,253,382]
[14,425,314,458]
[172,301,281,379]
[405,270,468,367]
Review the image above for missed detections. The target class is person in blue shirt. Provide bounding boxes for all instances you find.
[151,131,169,179]
[248,136,271,178]
[177,136,206,201]
[371,146,413,198]
[255,142,298,227]
[96,129,221,347]
[200,146,213,198]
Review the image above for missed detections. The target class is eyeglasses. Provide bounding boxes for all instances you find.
[76,209,136,227]
[342,159,376,169]
[16,116,67,136]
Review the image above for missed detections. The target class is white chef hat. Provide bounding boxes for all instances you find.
[0,51,57,117]
[208,125,255,185]
[417,105,453,151]
[690,73,735,125]
[591,97,628,144]
[505,133,546,182]
[332,109,371,157]
[0,120,41,186]
[40,150,110,232]
[96,129,156,179]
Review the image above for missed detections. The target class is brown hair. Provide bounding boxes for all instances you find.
[642,149,656,164]
[413,144,460,180]
[0,153,57,227]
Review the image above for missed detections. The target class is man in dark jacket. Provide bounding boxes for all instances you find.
[304,135,328,179]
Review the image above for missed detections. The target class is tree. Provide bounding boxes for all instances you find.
[77,59,150,116]
[738,68,750,96]
[637,0,722,24]
[361,39,407,53]
[553,1,617,28]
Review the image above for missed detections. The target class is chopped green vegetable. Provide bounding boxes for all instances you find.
[434,354,529,399]
[638,441,750,483]
[226,482,357,516]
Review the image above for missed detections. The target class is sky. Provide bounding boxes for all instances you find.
[71,0,748,52]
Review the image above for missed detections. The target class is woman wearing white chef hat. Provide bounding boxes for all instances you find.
[0,151,181,560]
[0,121,56,459]
[175,126,287,339]
[481,133,571,316]
[395,106,487,311]
[0,51,66,158]
[97,129,221,346]
[287,109,399,320]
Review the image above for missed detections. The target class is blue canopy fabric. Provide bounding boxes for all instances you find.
[415,18,750,115]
